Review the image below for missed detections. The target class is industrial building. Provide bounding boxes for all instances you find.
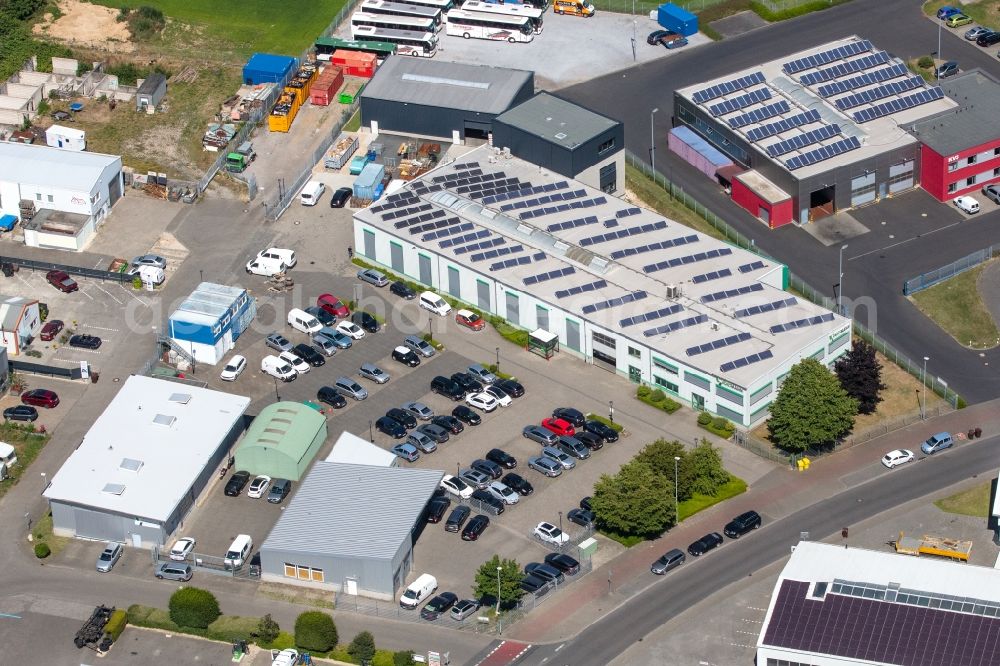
[0,142,124,251]
[259,461,443,599]
[673,36,954,227]
[325,431,398,467]
[353,145,850,426]
[168,282,256,365]
[0,295,40,356]
[135,73,167,112]
[360,57,534,142]
[758,541,1000,666]
[234,402,327,482]
[42,376,250,547]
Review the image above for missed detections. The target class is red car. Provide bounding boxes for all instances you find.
[21,388,59,408]
[46,270,78,293]
[317,293,349,318]
[39,319,64,341]
[541,417,575,437]
[455,309,485,331]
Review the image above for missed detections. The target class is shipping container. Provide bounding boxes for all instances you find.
[46,124,86,151]
[668,126,732,179]
[339,79,367,104]
[657,3,697,36]
[353,162,386,200]
[310,66,345,106]
[325,133,360,169]
[332,50,378,78]
[284,62,319,106]
[268,89,302,133]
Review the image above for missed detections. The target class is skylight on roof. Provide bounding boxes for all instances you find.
[102,483,126,496]
[119,458,143,472]
[401,73,490,90]
[169,393,191,404]
[153,414,176,427]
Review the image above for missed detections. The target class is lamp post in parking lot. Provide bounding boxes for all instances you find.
[558,511,563,545]
[272,377,279,402]
[495,347,500,374]
[369,420,374,443]
[496,565,503,634]
[674,456,680,523]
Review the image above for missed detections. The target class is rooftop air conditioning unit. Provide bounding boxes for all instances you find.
[665,284,678,299]
[502,147,512,159]
[710,322,719,331]
[493,147,501,156]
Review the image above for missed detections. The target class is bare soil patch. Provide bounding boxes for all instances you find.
[33,0,136,54]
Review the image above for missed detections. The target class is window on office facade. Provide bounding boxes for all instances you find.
[947,182,958,193]
[627,346,640,358]
[766,659,819,666]
[598,137,615,155]
[653,357,678,375]
[536,305,549,331]
[654,376,678,393]
[592,331,616,349]
[283,563,325,582]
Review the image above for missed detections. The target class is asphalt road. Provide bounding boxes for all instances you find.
[558,0,1000,403]
[522,433,1000,665]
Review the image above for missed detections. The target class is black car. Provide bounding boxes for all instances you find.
[351,310,380,333]
[376,416,407,438]
[575,431,604,451]
[495,378,524,398]
[579,496,592,511]
[471,489,505,514]
[425,496,451,523]
[723,510,762,539]
[420,592,458,620]
[316,386,347,409]
[521,573,553,595]
[3,405,37,422]
[69,334,102,350]
[461,514,490,541]
[552,407,585,427]
[450,372,482,395]
[584,419,619,443]
[445,505,471,532]
[471,458,503,480]
[330,186,352,208]
[431,376,465,401]
[432,414,464,434]
[567,508,595,528]
[486,448,517,469]
[687,532,724,556]
[525,562,565,584]
[451,405,481,426]
[544,552,580,575]
[647,28,670,45]
[978,31,1000,46]
[387,407,417,429]
[292,343,325,367]
[390,281,416,299]
[501,472,533,496]
[224,470,251,496]
[304,305,336,327]
[392,346,421,367]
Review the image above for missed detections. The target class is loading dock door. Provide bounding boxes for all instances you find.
[850,173,876,207]
[464,120,491,141]
[889,161,914,194]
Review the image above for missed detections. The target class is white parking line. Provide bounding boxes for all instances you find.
[119,285,150,307]
[81,324,120,332]
[91,283,123,305]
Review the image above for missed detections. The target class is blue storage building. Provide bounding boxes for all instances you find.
[168,283,257,365]
[657,3,697,36]
[243,53,297,86]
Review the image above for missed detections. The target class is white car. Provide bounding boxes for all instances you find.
[261,355,296,381]
[440,473,474,500]
[168,537,196,561]
[953,196,980,214]
[220,355,247,381]
[487,481,520,505]
[881,449,915,469]
[271,649,301,666]
[257,247,296,268]
[247,475,271,499]
[466,392,499,412]
[484,385,512,407]
[534,521,570,546]
[336,320,366,339]
[279,350,310,375]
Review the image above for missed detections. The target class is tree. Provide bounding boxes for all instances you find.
[348,631,377,664]
[591,459,675,537]
[634,438,690,500]
[835,340,886,415]
[473,554,523,609]
[684,440,730,496]
[294,611,337,653]
[255,614,280,644]
[768,359,858,453]
[393,651,415,666]
[168,587,220,629]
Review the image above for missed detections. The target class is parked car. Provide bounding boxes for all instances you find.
[450,372,483,395]
[311,335,338,356]
[937,5,962,19]
[46,270,78,293]
[305,305,336,327]
[425,497,451,523]
[220,354,248,381]
[317,327,353,349]
[567,508,595,528]
[921,432,954,455]
[247,475,271,499]
[461,515,490,541]
[359,362,390,384]
[392,345,421,367]
[387,407,417,429]
[487,481,520,505]
[946,13,972,28]
[357,268,389,287]
[440,474,474,499]
[317,386,347,409]
[390,280,416,299]
[584,419,619,443]
[22,389,59,408]
[521,573,553,595]
[460,468,491,489]
[445,504,472,531]
[523,424,558,445]
[377,416,407,439]
[580,496,593,511]
[39,319,63,341]
[936,60,960,78]
[575,431,604,451]
[466,392,499,412]
[336,320,366,340]
[156,562,193,581]
[556,436,591,460]
[650,548,686,575]
[542,417,575,437]
[168,537,196,561]
[502,472,534,496]
[96,542,123,572]
[455,309,485,331]
[983,183,1000,204]
[544,552,580,575]
[534,521,570,546]
[403,335,436,357]
[261,356,296,382]
[317,294,350,318]
[452,405,481,425]
[391,442,421,462]
[552,407,585,427]
[484,384,512,407]
[541,446,576,470]
[724,510,762,538]
[471,488,505,514]
[431,376,465,401]
[292,344,325,367]
[68,334,102,349]
[279,350,310,375]
[257,247,296,268]
[267,478,292,503]
[330,186,352,208]
[977,31,1000,47]
[402,401,434,420]
[486,448,517,469]
[687,532,724,556]
[432,414,464,434]
[450,599,480,621]
[130,254,167,270]
[495,378,524,398]
[421,592,458,620]
[953,196,979,214]
[467,364,498,384]
[965,26,991,40]
[882,448,915,468]
[265,332,293,352]
[471,458,503,480]
[407,430,438,453]
[3,405,37,422]
[525,562,565,585]
[334,377,368,400]
[352,310,380,333]
[528,456,562,477]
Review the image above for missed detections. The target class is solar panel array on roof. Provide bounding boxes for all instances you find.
[490,255,533,272]
[371,192,419,214]
[691,267,733,284]
[852,86,944,123]
[620,304,683,328]
[582,290,647,315]
[798,50,890,86]
[734,297,796,318]
[471,244,523,263]
[439,229,489,248]
[701,282,765,303]
[519,196,607,220]
[609,234,698,260]
[500,188,586,212]
[524,266,575,286]
[482,180,569,206]
[455,236,504,254]
[771,312,835,333]
[686,332,752,356]
[643,247,734,273]
[547,215,599,232]
[708,88,772,117]
[835,76,923,110]
[388,202,433,222]
[392,207,440,228]
[785,136,861,170]
[616,207,642,218]
[453,171,520,195]
[692,71,766,104]
[782,40,872,74]
[739,260,767,273]
[817,63,907,97]
[720,349,774,373]
[554,279,608,299]
[432,167,485,184]
[604,219,618,228]
[409,215,458,235]
[728,101,791,129]
[745,109,821,143]
[644,314,708,337]
[533,251,546,260]
[766,124,841,157]
[579,220,667,247]
[423,221,474,242]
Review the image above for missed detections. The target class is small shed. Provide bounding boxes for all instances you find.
[136,73,167,113]
[353,162,386,201]
[243,53,297,86]
[668,126,733,179]
[529,329,559,359]
[45,125,86,151]
[235,402,327,481]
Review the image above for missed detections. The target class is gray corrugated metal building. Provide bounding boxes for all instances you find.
[493,92,625,194]
[360,57,534,141]
[136,73,167,112]
[259,461,443,600]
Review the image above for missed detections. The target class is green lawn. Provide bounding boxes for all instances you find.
[910,263,1000,349]
[678,476,747,521]
[935,481,993,518]
[0,422,52,501]
[625,164,726,241]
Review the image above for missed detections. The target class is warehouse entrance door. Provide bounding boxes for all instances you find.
[809,185,835,221]
[464,120,491,141]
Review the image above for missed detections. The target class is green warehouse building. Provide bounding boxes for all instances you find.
[235,402,327,481]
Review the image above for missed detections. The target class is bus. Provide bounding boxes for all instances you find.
[404,0,455,13]
[445,8,534,42]
[314,36,397,60]
[351,24,439,57]
[360,0,443,26]
[460,0,543,33]
[480,0,548,11]
[351,11,437,36]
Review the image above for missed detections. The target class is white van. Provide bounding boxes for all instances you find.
[0,442,16,479]
[261,355,297,381]
[399,573,437,609]
[419,292,452,317]
[300,181,326,206]
[246,257,287,277]
[224,534,253,569]
[287,308,321,334]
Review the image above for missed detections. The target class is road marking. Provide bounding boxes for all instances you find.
[81,324,119,332]
[0,613,21,619]
[120,285,150,307]
[848,220,962,261]
[91,283,122,305]
[553,644,565,652]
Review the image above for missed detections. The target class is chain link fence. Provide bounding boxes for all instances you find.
[902,243,1000,296]
[590,0,726,16]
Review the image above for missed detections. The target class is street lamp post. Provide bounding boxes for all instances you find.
[922,356,929,419]
[273,377,280,402]
[558,511,563,546]
[368,419,374,443]
[650,108,660,173]
[609,400,614,423]
[838,244,848,316]
[674,456,680,523]
[495,347,500,374]
[497,565,503,635]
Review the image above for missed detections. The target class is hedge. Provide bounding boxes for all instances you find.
[105,609,128,642]
[697,412,736,438]
[127,604,258,643]
[33,542,50,558]
[168,587,220,629]
[585,413,623,433]
[636,385,681,414]
[295,611,338,653]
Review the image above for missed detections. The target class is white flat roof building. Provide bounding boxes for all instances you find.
[325,431,398,467]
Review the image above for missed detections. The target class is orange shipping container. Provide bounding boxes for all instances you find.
[310,66,345,106]
[331,50,376,79]
[268,90,301,133]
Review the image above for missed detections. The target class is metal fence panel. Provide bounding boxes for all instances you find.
[10,360,82,379]
[902,244,1000,295]
[0,255,129,283]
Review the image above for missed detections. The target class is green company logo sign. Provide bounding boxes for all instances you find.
[829,325,850,341]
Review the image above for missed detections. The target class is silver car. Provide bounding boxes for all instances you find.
[557,436,591,460]
[541,446,576,470]
[407,430,438,453]
[487,481,520,505]
[334,377,368,400]
[156,562,193,581]
[523,424,558,445]
[527,456,562,477]
[265,332,293,353]
[468,364,498,384]
[982,183,1000,205]
[311,335,337,356]
[402,401,434,420]
[460,468,491,489]
[359,362,390,384]
[357,268,389,287]
[96,542,123,572]
[403,335,436,358]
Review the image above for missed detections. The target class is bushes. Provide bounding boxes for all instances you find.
[917,55,935,69]
[697,412,711,426]
[393,650,415,666]
[348,631,377,663]
[33,542,50,558]
[104,609,128,642]
[256,614,280,644]
[636,385,681,414]
[294,611,337,653]
[697,412,736,438]
[168,587,220,629]
[585,413,623,433]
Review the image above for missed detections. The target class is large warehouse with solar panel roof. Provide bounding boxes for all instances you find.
[354,141,852,427]
[673,36,955,227]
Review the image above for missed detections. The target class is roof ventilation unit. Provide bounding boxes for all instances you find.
[666,284,679,299]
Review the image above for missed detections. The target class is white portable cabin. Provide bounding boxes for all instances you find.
[45,125,86,151]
